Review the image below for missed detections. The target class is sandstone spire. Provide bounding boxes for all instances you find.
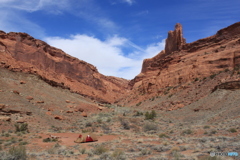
[165,23,186,54]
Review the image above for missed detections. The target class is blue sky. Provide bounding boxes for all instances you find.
[0,0,239,79]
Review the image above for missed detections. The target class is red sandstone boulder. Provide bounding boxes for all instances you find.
[81,112,87,117]
[0,116,11,121]
[13,90,20,94]
[26,96,34,100]
[36,101,44,104]
[54,116,64,120]
[65,100,71,103]
[20,80,26,84]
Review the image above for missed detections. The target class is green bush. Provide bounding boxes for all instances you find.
[204,126,210,129]
[228,128,237,133]
[182,129,193,135]
[159,133,169,138]
[4,133,10,137]
[19,141,28,145]
[43,138,51,142]
[8,145,27,160]
[42,138,58,143]
[14,123,29,133]
[136,102,142,106]
[210,74,217,79]
[145,110,157,120]
[134,111,143,116]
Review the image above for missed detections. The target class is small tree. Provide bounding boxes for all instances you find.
[15,123,29,133]
[145,110,157,120]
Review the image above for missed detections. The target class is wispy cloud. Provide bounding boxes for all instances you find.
[0,10,45,37]
[123,0,135,5]
[135,10,149,16]
[45,34,165,79]
[0,0,118,34]
[0,0,70,13]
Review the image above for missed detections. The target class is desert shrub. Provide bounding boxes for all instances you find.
[4,133,10,137]
[93,145,108,155]
[99,152,111,160]
[42,138,58,143]
[204,125,210,129]
[8,145,27,160]
[134,111,143,116]
[82,129,92,133]
[210,130,217,134]
[210,74,217,79]
[118,117,130,130]
[159,133,169,138]
[143,122,158,132]
[140,149,151,155]
[80,147,86,154]
[145,110,157,120]
[101,124,111,134]
[172,151,184,160]
[136,102,142,106]
[85,121,92,127]
[19,141,28,145]
[182,129,193,135]
[14,123,29,133]
[106,117,111,122]
[43,138,51,142]
[228,128,237,133]
[121,120,130,130]
[112,149,126,160]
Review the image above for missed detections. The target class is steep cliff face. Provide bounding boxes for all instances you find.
[128,22,240,101]
[0,31,129,103]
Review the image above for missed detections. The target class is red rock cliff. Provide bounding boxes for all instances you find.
[129,22,240,98]
[0,31,129,103]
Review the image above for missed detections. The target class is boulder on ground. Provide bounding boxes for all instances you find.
[26,96,34,100]
[20,81,26,84]
[0,116,11,121]
[54,116,64,120]
[81,112,87,117]
[13,90,20,94]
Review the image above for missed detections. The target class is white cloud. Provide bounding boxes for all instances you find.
[45,34,165,79]
[123,0,135,5]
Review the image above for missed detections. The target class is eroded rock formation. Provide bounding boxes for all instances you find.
[128,22,240,102]
[165,23,186,55]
